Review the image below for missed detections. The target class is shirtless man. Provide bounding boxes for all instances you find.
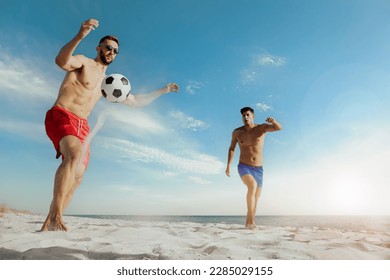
[226,107,282,229]
[41,19,179,231]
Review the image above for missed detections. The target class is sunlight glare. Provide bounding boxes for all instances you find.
[331,172,369,214]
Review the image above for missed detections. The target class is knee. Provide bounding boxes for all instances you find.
[63,150,83,167]
[246,185,257,196]
[75,163,86,181]
[74,174,83,186]
[256,187,262,197]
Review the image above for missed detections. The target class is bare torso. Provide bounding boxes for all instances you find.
[234,124,267,166]
[54,55,106,119]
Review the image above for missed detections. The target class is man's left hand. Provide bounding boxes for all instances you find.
[164,83,179,93]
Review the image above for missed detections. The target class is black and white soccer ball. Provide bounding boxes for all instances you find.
[101,73,131,103]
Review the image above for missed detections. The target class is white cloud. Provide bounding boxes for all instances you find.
[241,69,258,86]
[169,110,209,131]
[162,171,178,178]
[100,137,224,175]
[188,176,211,185]
[256,102,272,112]
[0,51,56,102]
[185,81,205,95]
[257,54,286,67]
[240,53,287,86]
[99,106,167,135]
[0,118,45,142]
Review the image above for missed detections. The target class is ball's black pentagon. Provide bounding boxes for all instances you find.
[112,89,122,98]
[106,76,114,84]
[101,89,107,98]
[121,77,129,85]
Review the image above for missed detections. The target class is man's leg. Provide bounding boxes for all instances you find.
[253,187,262,218]
[62,163,85,212]
[241,174,260,229]
[41,135,84,231]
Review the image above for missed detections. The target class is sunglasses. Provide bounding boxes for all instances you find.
[101,44,119,55]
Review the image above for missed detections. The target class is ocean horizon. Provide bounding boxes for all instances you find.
[66,214,390,232]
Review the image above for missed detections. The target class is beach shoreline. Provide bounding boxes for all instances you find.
[1,210,390,260]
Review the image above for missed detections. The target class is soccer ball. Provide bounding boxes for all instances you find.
[101,73,131,103]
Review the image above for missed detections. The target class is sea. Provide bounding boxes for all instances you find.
[67,215,390,232]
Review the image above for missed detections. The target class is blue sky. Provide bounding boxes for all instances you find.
[1,0,390,216]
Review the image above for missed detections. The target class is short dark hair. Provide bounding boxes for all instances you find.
[240,107,254,114]
[99,35,119,46]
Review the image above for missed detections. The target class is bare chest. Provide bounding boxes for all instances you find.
[77,65,106,91]
[236,127,265,148]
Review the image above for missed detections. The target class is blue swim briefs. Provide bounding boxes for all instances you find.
[237,163,264,188]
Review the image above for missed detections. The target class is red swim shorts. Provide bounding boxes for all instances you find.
[45,106,90,168]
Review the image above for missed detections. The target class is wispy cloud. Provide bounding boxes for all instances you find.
[188,176,211,185]
[169,110,210,131]
[256,102,272,112]
[0,118,45,142]
[241,53,287,86]
[257,54,286,67]
[0,50,56,102]
[100,137,224,175]
[98,106,167,135]
[185,81,205,95]
[241,69,258,86]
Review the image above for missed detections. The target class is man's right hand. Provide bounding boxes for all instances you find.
[78,19,99,39]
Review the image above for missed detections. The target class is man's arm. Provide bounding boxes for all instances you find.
[264,117,283,132]
[226,130,238,177]
[122,83,179,108]
[55,19,99,71]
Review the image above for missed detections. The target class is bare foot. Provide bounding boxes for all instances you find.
[245,223,258,230]
[245,214,256,228]
[47,219,68,231]
[40,213,68,231]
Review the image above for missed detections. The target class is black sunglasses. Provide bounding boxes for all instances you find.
[101,44,119,55]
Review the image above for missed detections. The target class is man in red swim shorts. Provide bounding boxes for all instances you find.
[45,106,90,168]
[41,19,179,231]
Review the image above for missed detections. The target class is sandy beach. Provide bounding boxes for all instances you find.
[1,210,390,260]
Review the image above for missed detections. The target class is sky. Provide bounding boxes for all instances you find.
[1,0,390,216]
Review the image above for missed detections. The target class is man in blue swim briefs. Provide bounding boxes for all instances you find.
[226,107,282,229]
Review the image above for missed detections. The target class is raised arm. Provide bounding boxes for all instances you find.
[264,117,283,132]
[122,83,179,108]
[55,19,99,71]
[226,130,238,177]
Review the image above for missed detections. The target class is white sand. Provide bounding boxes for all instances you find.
[1,212,390,260]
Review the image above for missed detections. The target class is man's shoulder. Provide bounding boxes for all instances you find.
[256,123,267,128]
[73,54,88,59]
[234,124,262,131]
[73,54,93,63]
[233,126,245,132]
